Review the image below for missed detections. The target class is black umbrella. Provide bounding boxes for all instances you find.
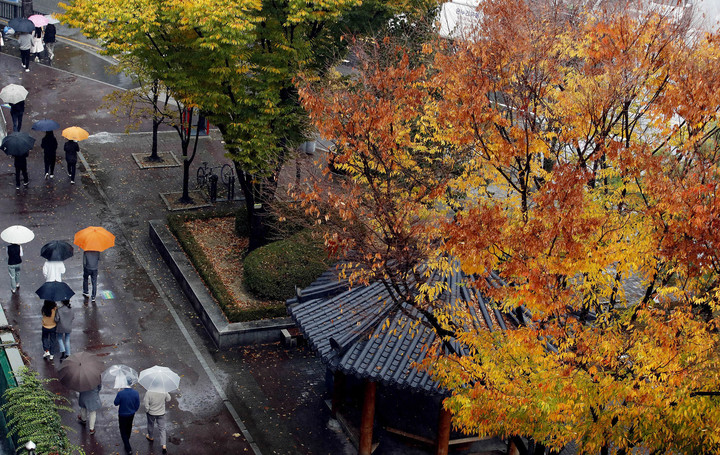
[40,241,74,261]
[8,18,34,34]
[32,119,60,132]
[35,282,74,301]
[1,132,35,157]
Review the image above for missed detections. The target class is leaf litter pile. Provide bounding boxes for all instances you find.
[184,217,269,309]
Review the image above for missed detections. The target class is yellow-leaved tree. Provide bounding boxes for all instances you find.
[298,0,720,452]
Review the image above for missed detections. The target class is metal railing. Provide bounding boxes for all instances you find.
[0,0,21,21]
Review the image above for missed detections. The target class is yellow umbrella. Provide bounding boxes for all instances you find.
[74,226,115,252]
[62,126,89,141]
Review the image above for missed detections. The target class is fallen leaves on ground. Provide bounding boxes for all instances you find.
[184,217,267,309]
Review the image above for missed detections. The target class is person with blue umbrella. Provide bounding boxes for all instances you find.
[33,119,60,178]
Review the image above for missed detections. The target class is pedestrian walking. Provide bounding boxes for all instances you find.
[30,27,44,62]
[13,154,28,190]
[78,384,101,435]
[82,250,100,302]
[144,390,170,453]
[6,243,22,293]
[41,300,57,360]
[17,32,31,71]
[114,378,140,455]
[54,299,73,360]
[64,139,78,184]
[9,101,25,132]
[42,131,58,178]
[42,260,65,282]
[43,23,55,60]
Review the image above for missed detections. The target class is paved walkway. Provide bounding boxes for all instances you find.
[0,40,355,455]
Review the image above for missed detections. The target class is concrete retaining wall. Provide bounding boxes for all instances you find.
[149,220,295,349]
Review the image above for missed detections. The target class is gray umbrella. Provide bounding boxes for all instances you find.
[1,132,35,157]
[0,84,28,104]
[8,18,34,34]
[58,352,104,391]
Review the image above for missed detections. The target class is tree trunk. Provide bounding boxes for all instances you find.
[147,79,162,161]
[148,117,161,161]
[235,166,269,253]
[179,158,192,203]
[22,0,33,18]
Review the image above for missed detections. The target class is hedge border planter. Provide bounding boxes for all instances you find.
[149,220,295,349]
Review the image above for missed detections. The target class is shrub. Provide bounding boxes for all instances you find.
[2,368,83,455]
[244,229,331,300]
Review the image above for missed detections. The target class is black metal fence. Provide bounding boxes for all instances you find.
[0,0,21,21]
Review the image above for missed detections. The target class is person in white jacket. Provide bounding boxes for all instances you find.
[43,260,65,282]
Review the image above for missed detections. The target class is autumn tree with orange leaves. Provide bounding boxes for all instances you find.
[298,0,720,452]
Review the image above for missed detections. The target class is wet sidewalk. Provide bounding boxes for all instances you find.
[0,39,354,455]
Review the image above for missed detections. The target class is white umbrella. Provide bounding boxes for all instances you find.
[44,14,60,25]
[103,364,138,389]
[0,84,28,105]
[0,226,34,244]
[138,366,181,393]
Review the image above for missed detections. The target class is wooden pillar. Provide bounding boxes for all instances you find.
[435,407,452,455]
[507,439,521,455]
[331,370,345,417]
[359,380,376,455]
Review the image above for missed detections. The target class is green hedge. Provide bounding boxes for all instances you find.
[168,208,286,322]
[244,229,331,301]
[2,368,83,455]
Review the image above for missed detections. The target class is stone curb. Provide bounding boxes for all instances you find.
[149,220,295,349]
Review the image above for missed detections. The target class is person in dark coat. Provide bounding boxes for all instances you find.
[64,139,79,184]
[82,250,100,302]
[13,155,28,189]
[9,101,24,132]
[41,131,58,178]
[114,380,140,455]
[43,23,56,59]
[6,243,22,292]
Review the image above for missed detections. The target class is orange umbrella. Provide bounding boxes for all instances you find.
[74,226,115,251]
[62,126,89,141]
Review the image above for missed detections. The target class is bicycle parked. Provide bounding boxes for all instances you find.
[196,161,233,189]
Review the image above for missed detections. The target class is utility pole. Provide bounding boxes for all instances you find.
[22,0,33,17]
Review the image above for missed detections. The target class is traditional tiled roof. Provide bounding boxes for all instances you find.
[287,267,515,394]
